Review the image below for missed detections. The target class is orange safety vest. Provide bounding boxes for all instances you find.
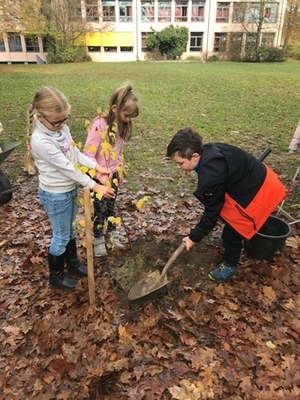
[220,165,286,240]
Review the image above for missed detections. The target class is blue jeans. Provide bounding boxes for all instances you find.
[38,187,78,256]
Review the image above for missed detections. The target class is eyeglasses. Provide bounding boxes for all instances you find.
[42,114,70,128]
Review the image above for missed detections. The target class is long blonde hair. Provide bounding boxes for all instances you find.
[106,82,139,143]
[24,86,70,173]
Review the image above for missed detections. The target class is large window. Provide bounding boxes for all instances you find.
[214,33,227,51]
[261,33,275,46]
[141,32,152,51]
[86,0,99,21]
[248,3,261,23]
[216,2,229,23]
[158,1,171,22]
[8,33,22,52]
[264,3,278,23]
[141,1,154,22]
[25,36,39,52]
[103,1,116,21]
[232,2,246,23]
[119,1,132,22]
[0,40,5,52]
[246,33,258,49]
[175,1,188,22]
[190,32,203,51]
[191,1,204,22]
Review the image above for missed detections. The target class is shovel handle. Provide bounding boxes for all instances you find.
[161,241,186,277]
[257,148,271,162]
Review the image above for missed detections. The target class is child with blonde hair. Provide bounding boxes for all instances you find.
[25,86,115,291]
[84,82,139,256]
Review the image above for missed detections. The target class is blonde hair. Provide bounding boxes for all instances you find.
[106,82,139,142]
[24,86,70,173]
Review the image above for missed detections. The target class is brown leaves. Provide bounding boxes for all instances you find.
[0,174,300,399]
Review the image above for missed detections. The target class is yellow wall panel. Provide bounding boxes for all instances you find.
[86,32,101,46]
[119,32,134,46]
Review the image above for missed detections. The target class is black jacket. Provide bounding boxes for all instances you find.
[189,143,266,243]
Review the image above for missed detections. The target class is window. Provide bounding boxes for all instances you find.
[25,36,40,52]
[86,0,99,21]
[120,46,133,51]
[261,33,275,46]
[104,46,117,52]
[119,1,132,22]
[141,32,152,51]
[88,46,101,51]
[191,1,204,22]
[190,32,203,51]
[42,36,51,52]
[8,33,22,52]
[0,40,5,52]
[248,3,260,23]
[175,1,188,22]
[214,33,227,51]
[245,33,258,49]
[232,2,246,23]
[216,2,229,23]
[70,0,82,21]
[103,1,116,21]
[141,1,154,22]
[264,3,278,23]
[158,1,171,22]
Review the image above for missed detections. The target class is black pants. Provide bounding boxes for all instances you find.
[93,171,119,238]
[221,224,243,266]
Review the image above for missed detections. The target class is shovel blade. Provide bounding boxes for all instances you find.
[128,270,169,300]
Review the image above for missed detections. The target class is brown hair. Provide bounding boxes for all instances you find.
[106,82,139,142]
[24,86,70,173]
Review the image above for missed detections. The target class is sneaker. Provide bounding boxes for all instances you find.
[107,231,124,250]
[94,237,107,257]
[208,262,238,281]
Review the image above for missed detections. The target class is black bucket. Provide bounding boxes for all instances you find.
[244,215,291,261]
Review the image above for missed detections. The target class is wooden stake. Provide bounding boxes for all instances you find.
[84,187,95,305]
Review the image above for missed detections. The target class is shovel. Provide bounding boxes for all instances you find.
[127,241,186,300]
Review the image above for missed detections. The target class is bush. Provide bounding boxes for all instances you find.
[207,55,220,62]
[287,44,300,60]
[145,25,189,60]
[242,47,287,63]
[47,44,91,64]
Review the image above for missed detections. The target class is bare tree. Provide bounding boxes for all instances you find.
[282,0,300,49]
[0,0,45,39]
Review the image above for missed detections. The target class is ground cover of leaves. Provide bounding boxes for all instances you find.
[0,171,300,400]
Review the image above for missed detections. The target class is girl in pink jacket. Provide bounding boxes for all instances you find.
[84,83,139,256]
[289,121,300,153]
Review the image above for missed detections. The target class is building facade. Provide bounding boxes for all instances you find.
[0,0,287,64]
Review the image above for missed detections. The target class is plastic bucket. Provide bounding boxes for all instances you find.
[244,215,291,261]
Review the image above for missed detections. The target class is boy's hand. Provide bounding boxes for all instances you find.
[96,165,113,180]
[183,236,195,251]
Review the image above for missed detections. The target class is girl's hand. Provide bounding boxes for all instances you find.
[96,165,113,180]
[182,236,195,251]
[92,183,115,199]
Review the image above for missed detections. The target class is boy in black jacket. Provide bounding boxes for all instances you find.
[166,127,285,281]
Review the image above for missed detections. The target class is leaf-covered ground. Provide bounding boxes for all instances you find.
[0,169,300,400]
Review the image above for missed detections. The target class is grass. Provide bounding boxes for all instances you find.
[0,60,299,201]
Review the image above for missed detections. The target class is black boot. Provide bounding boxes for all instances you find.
[48,252,78,291]
[65,238,88,277]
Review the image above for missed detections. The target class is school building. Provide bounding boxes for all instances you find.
[0,0,287,64]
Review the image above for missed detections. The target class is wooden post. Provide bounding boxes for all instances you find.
[84,187,95,305]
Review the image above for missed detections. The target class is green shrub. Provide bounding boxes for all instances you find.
[47,44,91,64]
[287,44,300,60]
[242,47,287,63]
[207,55,220,62]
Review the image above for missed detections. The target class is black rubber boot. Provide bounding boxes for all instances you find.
[48,252,78,291]
[65,238,88,277]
